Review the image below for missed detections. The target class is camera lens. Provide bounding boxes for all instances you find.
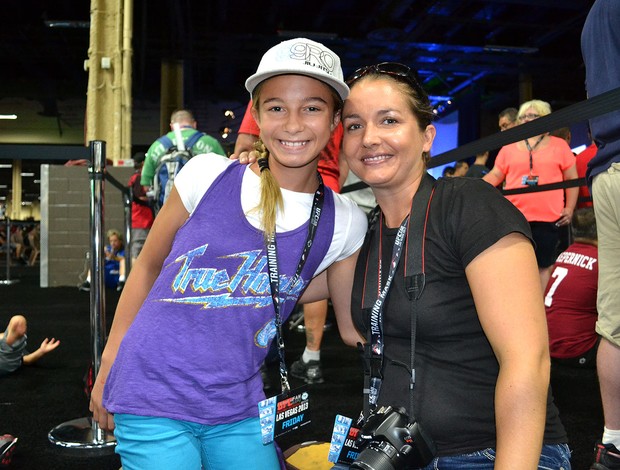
[350,441,399,470]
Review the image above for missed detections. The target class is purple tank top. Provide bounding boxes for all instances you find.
[104,163,335,424]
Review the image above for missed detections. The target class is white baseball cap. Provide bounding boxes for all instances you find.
[245,38,349,100]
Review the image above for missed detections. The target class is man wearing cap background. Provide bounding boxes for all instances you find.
[582,1,620,468]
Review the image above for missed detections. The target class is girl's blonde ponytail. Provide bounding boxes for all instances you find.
[254,138,283,240]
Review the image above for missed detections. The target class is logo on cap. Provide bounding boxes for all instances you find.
[288,41,337,76]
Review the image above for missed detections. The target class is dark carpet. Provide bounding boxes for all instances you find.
[0,263,603,469]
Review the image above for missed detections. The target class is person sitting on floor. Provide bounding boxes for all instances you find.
[0,315,60,377]
[79,229,126,292]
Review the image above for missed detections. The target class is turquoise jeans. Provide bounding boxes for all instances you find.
[114,414,281,470]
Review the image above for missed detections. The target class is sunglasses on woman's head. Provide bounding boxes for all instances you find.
[346,62,425,94]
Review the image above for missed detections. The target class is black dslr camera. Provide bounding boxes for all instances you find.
[350,406,436,470]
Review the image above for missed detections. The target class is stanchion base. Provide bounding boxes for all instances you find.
[0,279,19,285]
[48,417,116,452]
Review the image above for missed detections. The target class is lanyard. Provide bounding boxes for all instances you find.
[360,172,435,418]
[367,214,409,407]
[524,134,545,174]
[265,173,325,394]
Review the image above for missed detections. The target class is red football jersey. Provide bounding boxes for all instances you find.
[544,242,598,358]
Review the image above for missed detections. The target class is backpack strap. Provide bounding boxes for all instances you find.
[184,131,205,150]
[157,131,203,152]
[157,135,173,150]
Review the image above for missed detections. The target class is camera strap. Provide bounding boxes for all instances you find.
[360,172,436,420]
[266,173,325,394]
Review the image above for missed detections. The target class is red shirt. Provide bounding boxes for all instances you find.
[544,242,598,358]
[575,143,597,208]
[495,137,576,222]
[129,172,154,229]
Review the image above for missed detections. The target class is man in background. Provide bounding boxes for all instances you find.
[141,109,226,189]
[582,1,620,467]
[498,107,518,131]
[453,160,470,177]
[544,208,598,369]
[466,151,490,178]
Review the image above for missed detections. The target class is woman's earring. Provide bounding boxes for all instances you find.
[422,151,430,165]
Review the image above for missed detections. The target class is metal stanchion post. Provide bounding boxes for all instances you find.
[123,187,132,274]
[48,141,116,452]
[0,217,19,285]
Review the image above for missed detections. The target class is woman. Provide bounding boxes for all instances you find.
[340,64,570,468]
[88,38,367,469]
[483,100,578,291]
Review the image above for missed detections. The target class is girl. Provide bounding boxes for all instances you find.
[89,38,367,469]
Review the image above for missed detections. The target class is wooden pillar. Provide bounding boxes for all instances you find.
[121,0,133,160]
[10,160,22,220]
[160,59,184,134]
[85,0,133,163]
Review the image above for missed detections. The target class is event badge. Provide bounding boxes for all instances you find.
[522,174,539,186]
[258,386,311,445]
[328,414,363,465]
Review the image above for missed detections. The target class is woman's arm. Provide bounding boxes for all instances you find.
[89,187,189,431]
[482,166,506,187]
[466,232,549,469]
[233,133,259,156]
[559,164,579,225]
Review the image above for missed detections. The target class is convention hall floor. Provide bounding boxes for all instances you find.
[1,264,603,469]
